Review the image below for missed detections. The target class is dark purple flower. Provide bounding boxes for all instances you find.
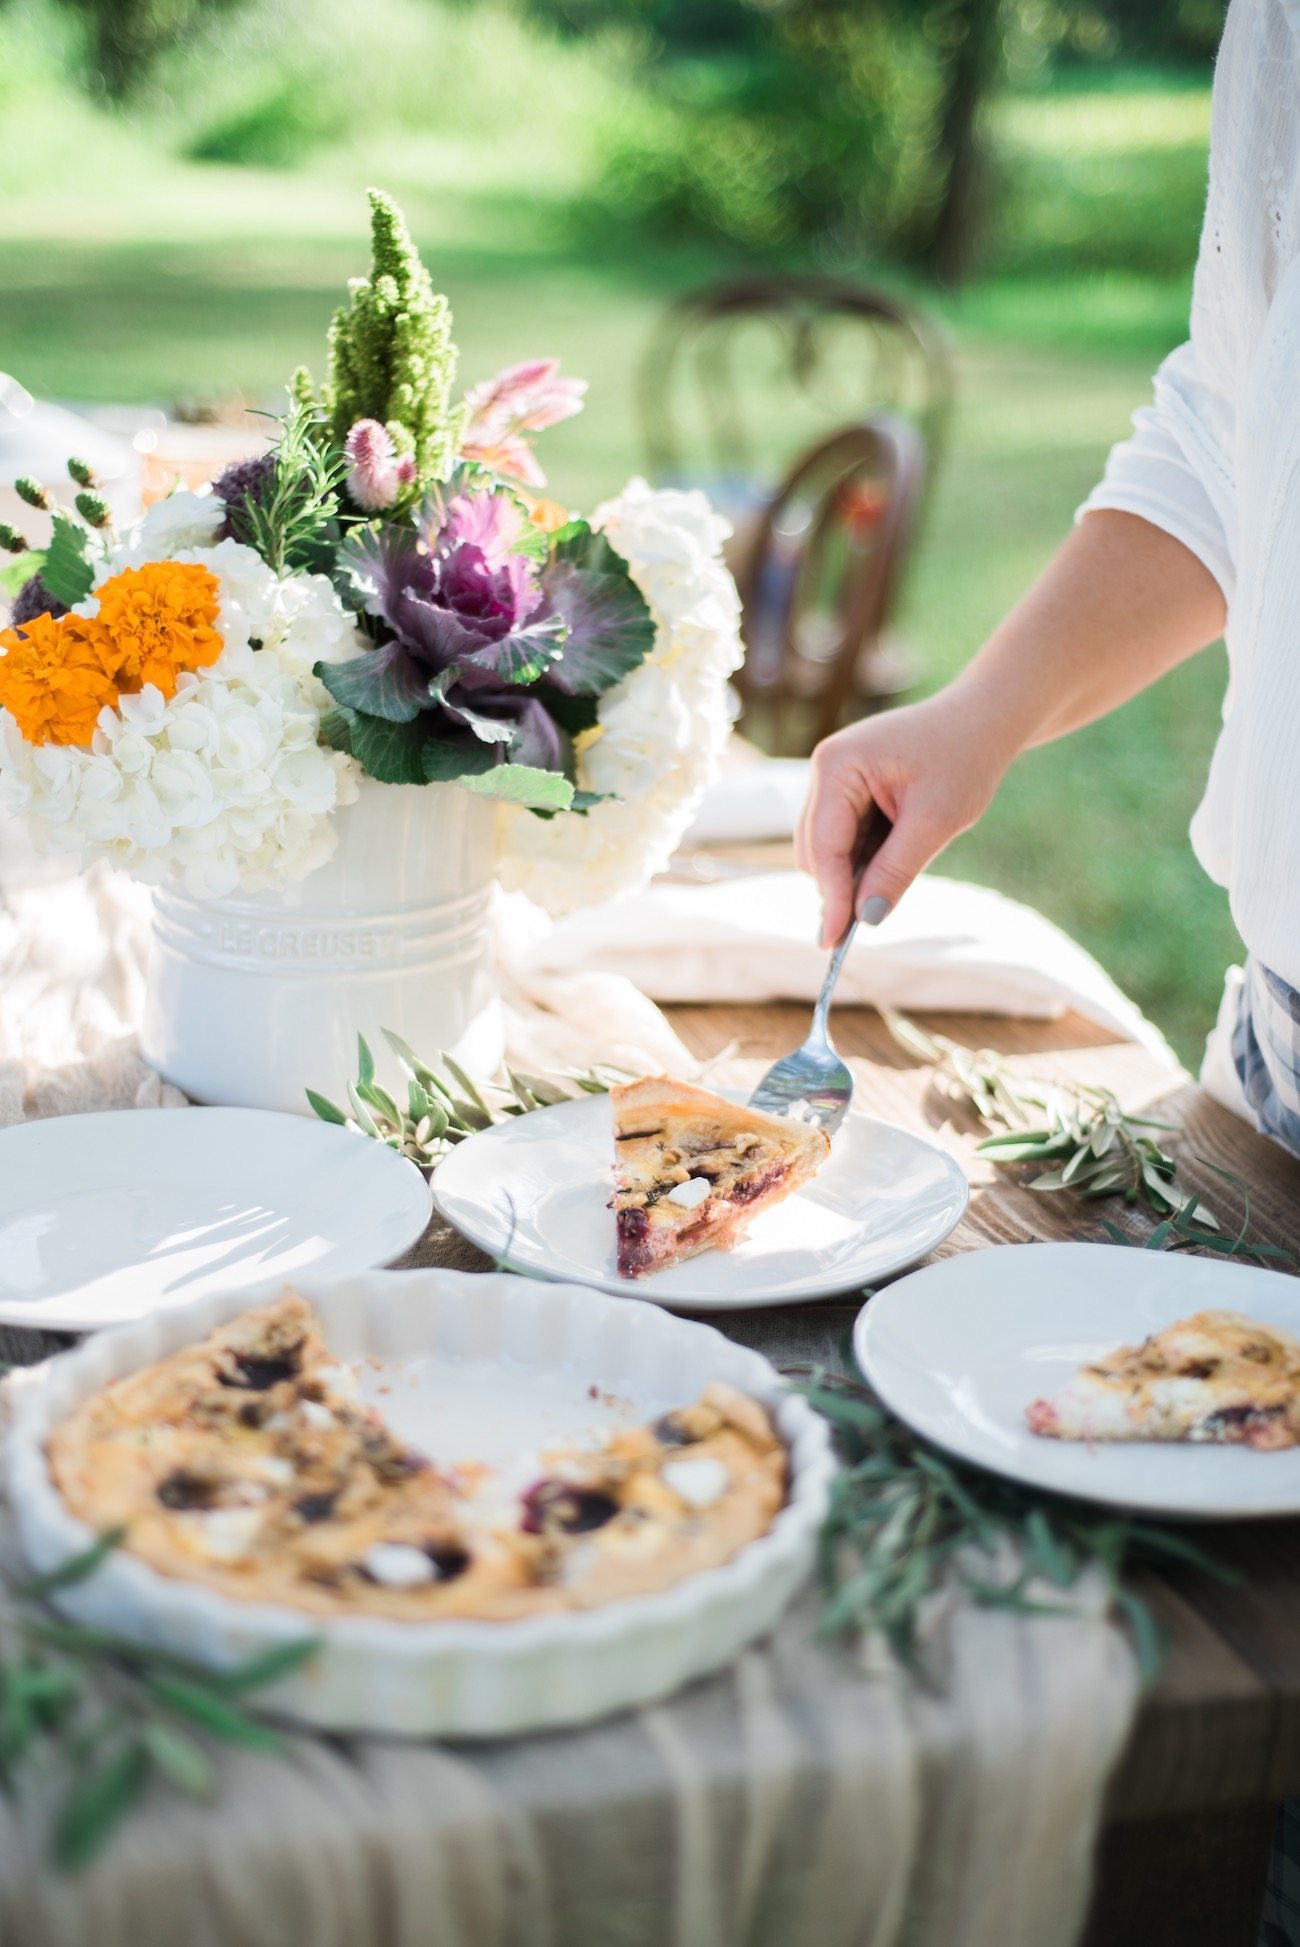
[320,487,656,804]
[213,452,278,545]
[329,486,565,737]
[10,574,67,626]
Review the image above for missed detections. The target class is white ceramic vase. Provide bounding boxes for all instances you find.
[141,780,503,1114]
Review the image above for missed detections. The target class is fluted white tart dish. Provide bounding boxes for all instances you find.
[5,1269,835,1737]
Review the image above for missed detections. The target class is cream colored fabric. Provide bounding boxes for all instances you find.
[501,870,1178,1063]
[0,855,1139,1947]
[0,1507,1135,1947]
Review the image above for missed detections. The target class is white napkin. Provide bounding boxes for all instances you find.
[502,871,1179,1066]
[682,758,810,845]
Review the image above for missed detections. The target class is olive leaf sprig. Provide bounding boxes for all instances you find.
[881,1007,1190,1213]
[798,1367,1234,1683]
[307,1030,631,1171]
[0,1530,319,1870]
[881,1008,1294,1267]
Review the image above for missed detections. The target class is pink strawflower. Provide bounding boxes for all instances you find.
[461,359,587,487]
[344,419,415,512]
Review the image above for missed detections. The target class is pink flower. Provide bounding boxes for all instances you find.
[344,419,417,512]
[461,359,587,488]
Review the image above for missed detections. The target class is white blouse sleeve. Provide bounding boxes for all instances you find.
[1076,0,1293,607]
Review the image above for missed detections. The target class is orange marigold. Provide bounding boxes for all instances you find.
[0,612,122,747]
[94,560,223,699]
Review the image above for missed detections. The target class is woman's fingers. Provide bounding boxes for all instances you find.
[853,804,946,922]
[801,755,869,948]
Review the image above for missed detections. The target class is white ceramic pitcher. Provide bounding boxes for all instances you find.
[141,779,503,1114]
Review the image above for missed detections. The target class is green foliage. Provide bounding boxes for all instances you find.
[322,188,461,487]
[802,1367,1233,1682]
[593,21,947,262]
[238,400,346,575]
[308,1029,631,1169]
[883,1009,1295,1264]
[73,489,111,529]
[0,1527,318,1869]
[48,0,241,100]
[40,513,94,606]
[185,77,335,169]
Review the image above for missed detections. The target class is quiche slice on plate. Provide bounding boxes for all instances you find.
[611,1075,830,1280]
[1026,1308,1300,1451]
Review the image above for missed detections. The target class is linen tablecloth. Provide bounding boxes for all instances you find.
[0,859,1140,1947]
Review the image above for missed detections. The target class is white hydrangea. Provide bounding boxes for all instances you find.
[496,479,743,915]
[3,539,363,899]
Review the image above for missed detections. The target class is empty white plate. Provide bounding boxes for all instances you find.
[0,1108,431,1331]
[855,1241,1300,1520]
[431,1090,969,1310]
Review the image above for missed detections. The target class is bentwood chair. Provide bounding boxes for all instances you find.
[731,414,926,755]
[639,273,952,502]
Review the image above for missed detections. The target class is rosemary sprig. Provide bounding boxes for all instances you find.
[798,1367,1234,1683]
[882,1008,1294,1267]
[0,1530,319,1870]
[242,400,348,576]
[308,1030,631,1170]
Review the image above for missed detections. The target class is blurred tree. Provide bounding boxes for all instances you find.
[1051,0,1225,62]
[43,0,236,99]
[536,0,1223,279]
[920,0,1005,284]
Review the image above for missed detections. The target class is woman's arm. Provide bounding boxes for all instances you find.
[796,508,1226,948]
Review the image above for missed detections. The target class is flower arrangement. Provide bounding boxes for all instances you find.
[0,191,743,913]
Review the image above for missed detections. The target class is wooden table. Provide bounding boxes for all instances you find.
[639,1001,1300,1947]
[4,997,1299,1947]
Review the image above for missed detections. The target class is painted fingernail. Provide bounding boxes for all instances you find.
[859,894,891,927]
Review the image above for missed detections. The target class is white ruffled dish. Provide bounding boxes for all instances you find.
[6,1269,835,1738]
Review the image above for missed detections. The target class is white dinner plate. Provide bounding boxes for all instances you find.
[855,1241,1300,1520]
[431,1091,969,1310]
[0,1108,432,1332]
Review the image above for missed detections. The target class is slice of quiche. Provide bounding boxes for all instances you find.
[611,1075,830,1280]
[1026,1309,1300,1451]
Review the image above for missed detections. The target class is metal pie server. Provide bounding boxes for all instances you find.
[748,805,893,1136]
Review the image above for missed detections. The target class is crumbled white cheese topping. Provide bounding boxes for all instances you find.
[299,1400,335,1431]
[362,1542,435,1589]
[194,1506,266,1562]
[254,1457,295,1486]
[316,1363,357,1396]
[661,1457,729,1509]
[664,1175,712,1210]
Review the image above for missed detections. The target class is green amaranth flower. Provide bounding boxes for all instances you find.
[320,189,462,488]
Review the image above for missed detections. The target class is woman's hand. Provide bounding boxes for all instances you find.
[795,685,1015,949]
[795,511,1228,949]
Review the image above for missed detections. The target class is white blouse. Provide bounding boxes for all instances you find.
[1079,0,1300,987]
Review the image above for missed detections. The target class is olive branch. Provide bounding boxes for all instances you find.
[307,1030,630,1170]
[881,1008,1295,1268]
[796,1363,1234,1685]
[0,1530,319,1871]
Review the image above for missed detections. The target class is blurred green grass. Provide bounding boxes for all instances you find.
[0,18,1239,1064]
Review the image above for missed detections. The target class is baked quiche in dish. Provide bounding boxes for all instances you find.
[47,1292,788,1619]
[1027,1309,1300,1451]
[611,1076,830,1280]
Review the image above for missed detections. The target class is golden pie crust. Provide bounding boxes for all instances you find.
[1027,1308,1300,1450]
[46,1294,788,1620]
[611,1075,830,1279]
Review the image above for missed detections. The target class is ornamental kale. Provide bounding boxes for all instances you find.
[317,479,656,807]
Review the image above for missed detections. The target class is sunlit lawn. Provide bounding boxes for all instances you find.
[0,62,1236,1064]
